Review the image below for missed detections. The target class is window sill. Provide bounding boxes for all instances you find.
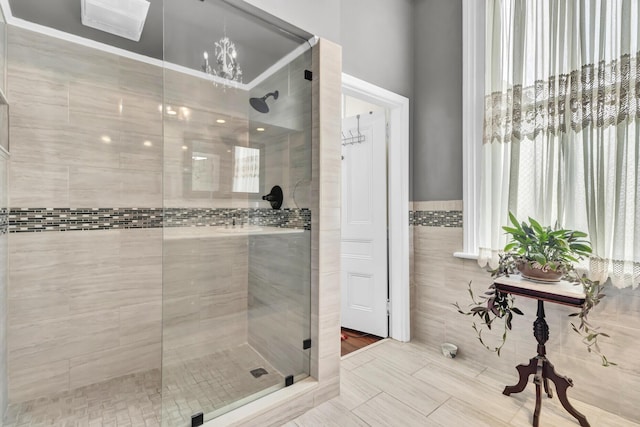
[453,251,479,260]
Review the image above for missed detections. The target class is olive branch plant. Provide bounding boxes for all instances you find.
[453,213,614,367]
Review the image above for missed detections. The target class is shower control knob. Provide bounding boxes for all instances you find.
[262,185,283,210]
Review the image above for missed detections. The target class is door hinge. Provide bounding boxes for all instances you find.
[303,338,311,349]
[386,299,391,316]
[191,412,204,427]
[285,375,294,387]
[304,70,313,81]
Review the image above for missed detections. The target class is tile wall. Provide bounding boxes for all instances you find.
[6,26,164,403]
[162,235,249,367]
[248,232,311,377]
[0,155,7,423]
[411,200,640,422]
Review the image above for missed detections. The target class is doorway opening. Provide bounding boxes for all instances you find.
[340,74,410,357]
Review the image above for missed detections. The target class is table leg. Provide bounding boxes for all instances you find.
[543,376,553,398]
[533,378,542,427]
[503,357,537,396]
[544,360,590,427]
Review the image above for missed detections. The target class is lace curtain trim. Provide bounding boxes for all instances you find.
[484,51,640,144]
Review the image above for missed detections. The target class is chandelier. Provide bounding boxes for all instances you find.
[202,36,243,83]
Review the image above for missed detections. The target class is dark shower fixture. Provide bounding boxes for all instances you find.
[250,91,279,113]
[262,185,283,209]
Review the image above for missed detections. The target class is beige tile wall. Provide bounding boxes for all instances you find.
[163,51,312,211]
[162,235,249,366]
[411,204,640,422]
[7,229,162,401]
[309,37,341,397]
[162,69,250,210]
[0,154,7,422]
[8,27,163,209]
[5,26,165,402]
[248,232,311,376]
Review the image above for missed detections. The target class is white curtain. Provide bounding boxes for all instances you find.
[479,0,640,289]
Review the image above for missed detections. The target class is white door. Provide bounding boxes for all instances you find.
[341,112,388,338]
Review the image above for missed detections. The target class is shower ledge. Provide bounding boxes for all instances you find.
[163,225,305,240]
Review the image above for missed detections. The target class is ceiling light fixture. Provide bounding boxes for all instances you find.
[216,119,226,124]
[256,127,265,132]
[202,36,243,84]
[81,0,150,42]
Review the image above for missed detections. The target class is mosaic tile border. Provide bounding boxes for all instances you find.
[9,208,163,233]
[0,208,8,235]
[163,208,311,230]
[8,208,311,233]
[410,210,463,228]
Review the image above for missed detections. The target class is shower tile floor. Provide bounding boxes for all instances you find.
[4,344,283,427]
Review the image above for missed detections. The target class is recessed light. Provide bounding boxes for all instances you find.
[143,140,152,147]
[216,119,226,124]
[256,127,265,132]
[101,135,111,143]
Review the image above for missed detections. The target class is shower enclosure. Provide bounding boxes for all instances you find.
[160,1,313,424]
[1,1,314,426]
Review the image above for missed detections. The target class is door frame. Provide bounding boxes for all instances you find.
[342,74,410,342]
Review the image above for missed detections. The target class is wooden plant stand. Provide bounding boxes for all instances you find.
[494,276,591,427]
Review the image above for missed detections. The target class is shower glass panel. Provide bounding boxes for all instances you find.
[161,1,313,424]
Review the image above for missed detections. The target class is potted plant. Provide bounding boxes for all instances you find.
[454,212,613,366]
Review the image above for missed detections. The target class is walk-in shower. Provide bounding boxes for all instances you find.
[0,0,314,426]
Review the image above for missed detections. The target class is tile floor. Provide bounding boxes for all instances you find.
[4,344,283,427]
[287,339,640,427]
[5,339,637,426]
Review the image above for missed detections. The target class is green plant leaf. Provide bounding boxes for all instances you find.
[504,242,519,252]
[508,212,521,229]
[528,217,544,234]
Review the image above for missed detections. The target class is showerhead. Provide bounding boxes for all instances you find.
[249,90,279,113]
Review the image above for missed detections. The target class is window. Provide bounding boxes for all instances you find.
[232,146,260,193]
[464,0,640,288]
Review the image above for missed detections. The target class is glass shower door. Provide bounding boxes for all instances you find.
[161,0,313,424]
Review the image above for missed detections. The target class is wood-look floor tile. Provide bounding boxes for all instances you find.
[292,339,640,427]
[291,400,368,427]
[351,358,450,416]
[413,362,525,423]
[336,368,381,411]
[425,397,510,426]
[351,392,429,427]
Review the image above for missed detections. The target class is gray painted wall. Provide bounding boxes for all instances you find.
[244,0,414,98]
[340,0,414,99]
[242,0,341,43]
[413,0,462,201]
[246,0,462,201]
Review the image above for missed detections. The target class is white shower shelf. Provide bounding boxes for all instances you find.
[163,226,305,240]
